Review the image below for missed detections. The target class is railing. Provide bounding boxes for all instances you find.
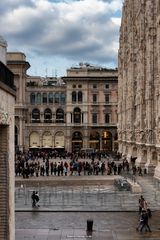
[15,184,141,211]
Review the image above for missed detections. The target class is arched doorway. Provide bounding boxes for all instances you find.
[102,131,112,152]
[89,131,100,150]
[72,131,83,152]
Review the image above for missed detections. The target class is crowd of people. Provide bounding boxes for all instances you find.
[16,150,154,234]
[14,150,146,178]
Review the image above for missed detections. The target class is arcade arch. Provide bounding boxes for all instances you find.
[42,131,52,148]
[54,131,65,148]
[89,131,100,150]
[29,132,40,147]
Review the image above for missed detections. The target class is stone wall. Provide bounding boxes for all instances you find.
[0,87,15,240]
[118,0,160,176]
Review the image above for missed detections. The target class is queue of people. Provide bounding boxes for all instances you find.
[15,150,121,178]
[15,149,146,179]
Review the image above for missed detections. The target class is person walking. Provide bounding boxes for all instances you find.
[31,191,36,207]
[138,195,145,214]
[136,211,145,231]
[139,210,151,232]
[35,191,40,207]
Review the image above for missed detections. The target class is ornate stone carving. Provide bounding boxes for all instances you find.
[0,109,11,125]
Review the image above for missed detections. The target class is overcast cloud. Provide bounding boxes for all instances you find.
[0,0,123,76]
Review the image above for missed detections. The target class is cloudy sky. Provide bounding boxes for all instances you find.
[0,0,123,77]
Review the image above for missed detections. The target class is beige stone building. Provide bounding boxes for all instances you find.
[0,37,16,240]
[118,0,160,176]
[7,56,118,153]
[63,64,118,152]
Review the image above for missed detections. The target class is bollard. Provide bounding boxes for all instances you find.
[86,219,93,233]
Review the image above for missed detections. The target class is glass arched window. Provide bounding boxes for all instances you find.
[73,107,81,123]
[105,114,110,123]
[61,93,66,104]
[37,93,41,104]
[55,92,60,103]
[72,91,77,103]
[30,93,35,104]
[78,91,83,103]
[56,108,64,123]
[32,109,40,123]
[43,93,47,104]
[44,108,52,123]
[48,93,54,104]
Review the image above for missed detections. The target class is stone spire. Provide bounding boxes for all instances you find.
[0,35,7,64]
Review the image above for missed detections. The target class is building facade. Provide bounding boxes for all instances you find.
[7,56,118,153]
[118,0,160,176]
[63,64,118,153]
[0,37,16,240]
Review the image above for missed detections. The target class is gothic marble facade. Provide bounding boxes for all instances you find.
[118,0,160,176]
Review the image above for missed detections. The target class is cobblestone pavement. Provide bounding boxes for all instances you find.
[16,211,160,239]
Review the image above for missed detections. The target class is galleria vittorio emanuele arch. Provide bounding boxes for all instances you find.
[118,0,160,177]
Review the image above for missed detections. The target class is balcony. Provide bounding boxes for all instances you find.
[0,61,15,90]
[31,118,65,124]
